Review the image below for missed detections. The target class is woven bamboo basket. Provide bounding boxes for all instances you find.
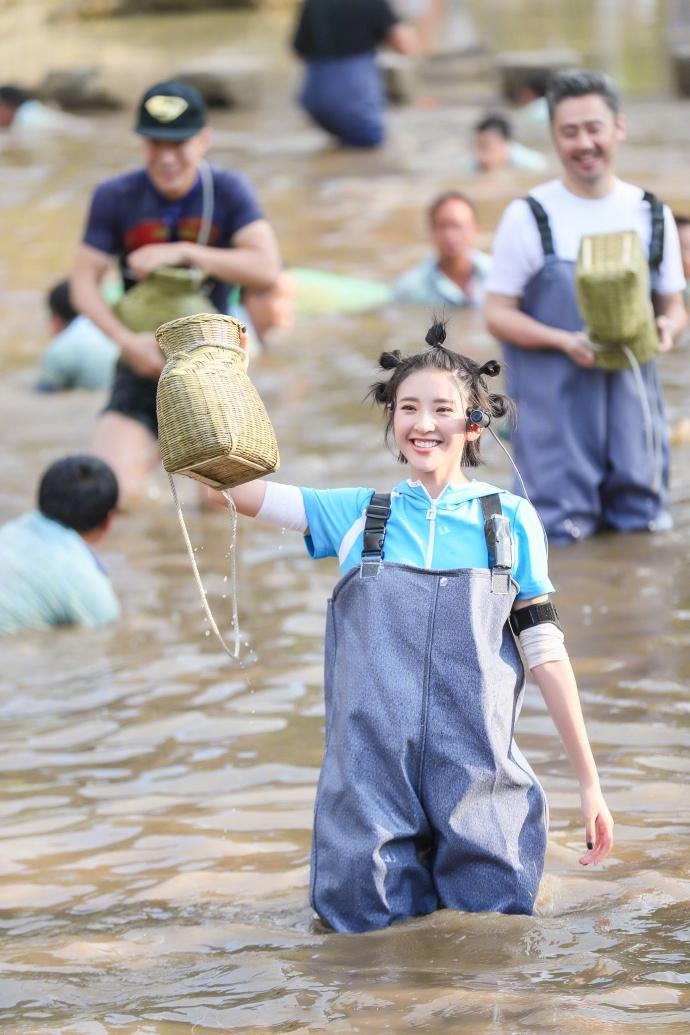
[155,313,280,490]
[576,231,658,372]
[116,267,217,333]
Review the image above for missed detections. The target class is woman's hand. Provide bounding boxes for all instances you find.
[578,783,614,865]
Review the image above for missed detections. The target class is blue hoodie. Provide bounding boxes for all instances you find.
[301,478,554,601]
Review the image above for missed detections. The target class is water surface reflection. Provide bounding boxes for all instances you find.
[0,4,689,1033]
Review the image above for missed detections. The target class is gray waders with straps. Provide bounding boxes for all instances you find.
[502,192,670,543]
[310,492,548,933]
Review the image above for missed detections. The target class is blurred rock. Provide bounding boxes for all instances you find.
[378,53,418,105]
[37,67,123,110]
[496,48,581,103]
[174,58,267,110]
[672,45,690,97]
[56,0,257,16]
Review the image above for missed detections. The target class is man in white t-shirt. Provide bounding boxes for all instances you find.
[485,70,687,544]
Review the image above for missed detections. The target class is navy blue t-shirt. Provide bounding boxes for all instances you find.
[293,0,398,59]
[82,165,263,313]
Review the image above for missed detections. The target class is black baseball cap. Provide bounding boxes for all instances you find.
[135,80,206,141]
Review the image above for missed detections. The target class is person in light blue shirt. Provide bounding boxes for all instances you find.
[0,84,90,139]
[0,456,120,635]
[37,280,119,391]
[224,321,613,934]
[471,113,549,174]
[394,191,492,307]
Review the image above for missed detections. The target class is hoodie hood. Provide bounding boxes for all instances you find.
[393,478,506,512]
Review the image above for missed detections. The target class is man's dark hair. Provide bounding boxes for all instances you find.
[47,280,77,325]
[547,69,620,121]
[474,114,512,140]
[674,213,690,229]
[38,455,118,533]
[428,190,477,224]
[0,85,32,109]
[523,71,550,99]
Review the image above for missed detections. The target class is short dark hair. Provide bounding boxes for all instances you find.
[547,69,620,121]
[523,71,550,98]
[369,321,514,468]
[674,213,690,229]
[38,455,118,533]
[474,114,512,139]
[428,190,477,224]
[47,280,77,324]
[0,85,31,109]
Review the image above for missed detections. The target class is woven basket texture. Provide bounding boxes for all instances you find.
[156,314,280,490]
[115,267,217,333]
[576,231,658,371]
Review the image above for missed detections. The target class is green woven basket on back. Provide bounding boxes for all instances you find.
[576,231,659,372]
[155,313,280,490]
[116,266,218,333]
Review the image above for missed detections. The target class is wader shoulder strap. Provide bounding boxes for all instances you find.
[642,190,665,273]
[480,494,513,595]
[524,196,555,257]
[360,492,392,579]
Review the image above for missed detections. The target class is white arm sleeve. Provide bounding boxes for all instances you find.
[256,481,308,533]
[518,622,569,670]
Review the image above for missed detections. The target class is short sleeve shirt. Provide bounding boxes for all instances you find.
[393,250,492,307]
[293,0,399,59]
[300,479,554,600]
[82,165,264,312]
[0,512,120,635]
[37,315,118,391]
[486,178,686,299]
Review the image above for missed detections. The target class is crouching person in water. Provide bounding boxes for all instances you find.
[0,456,120,636]
[228,322,613,933]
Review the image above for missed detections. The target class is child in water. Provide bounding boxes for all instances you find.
[228,322,614,933]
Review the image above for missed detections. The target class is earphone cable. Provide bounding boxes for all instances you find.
[487,426,549,555]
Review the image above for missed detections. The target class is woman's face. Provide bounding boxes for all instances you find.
[392,368,476,487]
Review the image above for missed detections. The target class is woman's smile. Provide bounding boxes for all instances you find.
[410,437,442,451]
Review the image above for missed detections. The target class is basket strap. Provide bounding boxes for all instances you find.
[168,473,242,661]
[524,196,555,257]
[642,190,664,273]
[197,160,215,248]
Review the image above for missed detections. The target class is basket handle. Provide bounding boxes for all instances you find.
[168,473,243,661]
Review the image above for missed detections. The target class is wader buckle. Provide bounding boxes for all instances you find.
[481,495,513,596]
[360,492,392,580]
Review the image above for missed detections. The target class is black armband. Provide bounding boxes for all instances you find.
[509,602,561,636]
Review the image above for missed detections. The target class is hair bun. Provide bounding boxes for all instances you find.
[379,350,402,370]
[425,320,447,348]
[479,359,500,378]
[488,392,507,418]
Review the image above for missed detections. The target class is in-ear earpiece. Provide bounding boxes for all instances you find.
[466,407,491,429]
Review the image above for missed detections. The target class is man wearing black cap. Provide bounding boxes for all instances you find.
[71,79,281,502]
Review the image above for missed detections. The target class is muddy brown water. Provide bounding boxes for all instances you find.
[0,3,689,1033]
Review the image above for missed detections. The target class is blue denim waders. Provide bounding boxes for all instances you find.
[299,52,386,148]
[502,194,670,543]
[310,493,548,933]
